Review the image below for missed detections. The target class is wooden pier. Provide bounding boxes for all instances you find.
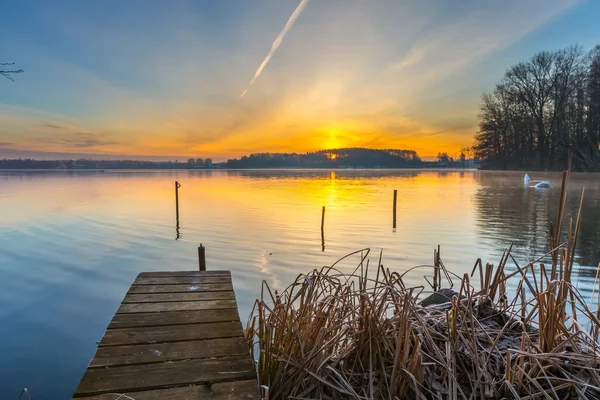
[72,270,260,399]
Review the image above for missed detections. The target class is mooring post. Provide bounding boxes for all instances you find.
[393,189,397,229]
[198,244,206,271]
[175,181,181,220]
[321,206,326,252]
[433,245,441,292]
[175,181,181,240]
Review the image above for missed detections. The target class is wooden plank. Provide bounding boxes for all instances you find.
[89,337,250,367]
[128,283,233,294]
[108,309,240,329]
[123,291,235,303]
[73,379,260,400]
[73,356,257,397]
[134,276,231,285]
[137,270,231,278]
[99,321,244,346]
[117,299,237,313]
[73,270,259,399]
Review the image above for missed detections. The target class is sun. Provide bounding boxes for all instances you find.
[328,153,338,160]
[327,129,341,149]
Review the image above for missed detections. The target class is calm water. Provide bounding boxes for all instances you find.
[1,169,599,398]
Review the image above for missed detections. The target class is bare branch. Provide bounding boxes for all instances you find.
[0,62,24,82]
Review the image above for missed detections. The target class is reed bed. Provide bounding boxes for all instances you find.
[246,170,600,399]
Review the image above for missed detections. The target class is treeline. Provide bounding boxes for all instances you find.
[0,158,196,169]
[475,45,600,171]
[225,148,422,168]
[2,148,478,170]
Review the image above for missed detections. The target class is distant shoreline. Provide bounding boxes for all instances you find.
[0,148,480,170]
[0,166,482,172]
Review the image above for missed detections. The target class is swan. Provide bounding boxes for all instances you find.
[534,181,551,189]
[524,173,551,189]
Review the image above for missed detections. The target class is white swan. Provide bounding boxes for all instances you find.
[524,173,551,188]
[534,181,551,189]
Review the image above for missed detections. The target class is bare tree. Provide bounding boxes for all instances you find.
[1,62,23,81]
[585,46,600,161]
[474,44,600,171]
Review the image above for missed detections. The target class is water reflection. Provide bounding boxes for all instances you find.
[473,171,600,275]
[0,169,599,398]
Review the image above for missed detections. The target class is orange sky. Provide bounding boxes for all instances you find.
[1,0,593,161]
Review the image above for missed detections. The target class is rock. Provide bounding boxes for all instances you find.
[419,288,459,307]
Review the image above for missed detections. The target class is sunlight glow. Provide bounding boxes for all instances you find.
[327,129,341,150]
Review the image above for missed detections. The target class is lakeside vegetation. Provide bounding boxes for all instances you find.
[0,158,203,170]
[226,148,423,169]
[475,44,600,171]
[224,148,477,169]
[246,168,600,399]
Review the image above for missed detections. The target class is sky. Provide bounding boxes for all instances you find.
[1,0,600,161]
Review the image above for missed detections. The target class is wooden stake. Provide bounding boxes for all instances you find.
[321,206,325,252]
[175,181,181,220]
[433,245,441,292]
[175,181,181,240]
[198,244,206,271]
[393,189,397,229]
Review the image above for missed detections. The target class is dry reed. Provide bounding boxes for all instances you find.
[246,170,600,399]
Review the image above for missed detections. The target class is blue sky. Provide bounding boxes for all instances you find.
[1,0,599,160]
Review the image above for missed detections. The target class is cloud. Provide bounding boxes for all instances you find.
[386,0,581,93]
[0,141,14,147]
[35,132,120,148]
[241,0,310,98]
[390,46,428,71]
[43,124,64,129]
[0,147,188,161]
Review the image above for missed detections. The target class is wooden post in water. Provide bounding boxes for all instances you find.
[175,181,181,220]
[175,181,181,240]
[321,206,326,252]
[393,189,397,229]
[433,245,441,292]
[198,244,206,271]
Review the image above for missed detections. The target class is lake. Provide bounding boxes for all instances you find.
[1,169,599,398]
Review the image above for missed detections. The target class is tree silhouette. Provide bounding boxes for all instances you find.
[475,45,600,171]
[1,62,23,81]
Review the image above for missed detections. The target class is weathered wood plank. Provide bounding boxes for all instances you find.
[99,321,244,346]
[133,276,231,285]
[137,271,231,278]
[90,337,250,367]
[73,356,257,397]
[123,291,235,303]
[72,379,260,400]
[108,309,240,329]
[117,299,237,313]
[73,270,259,399]
[128,283,233,294]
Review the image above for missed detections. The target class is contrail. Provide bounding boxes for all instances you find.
[241,0,310,98]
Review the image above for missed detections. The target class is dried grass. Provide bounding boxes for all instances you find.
[246,169,600,399]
